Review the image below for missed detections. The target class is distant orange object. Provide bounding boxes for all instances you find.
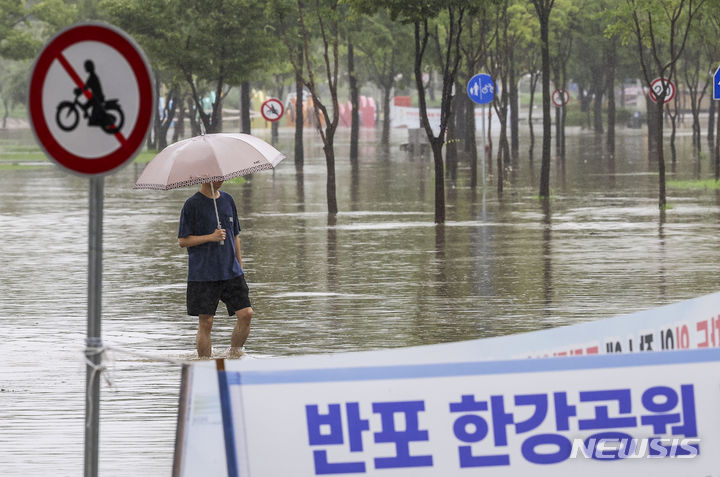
[394,96,412,107]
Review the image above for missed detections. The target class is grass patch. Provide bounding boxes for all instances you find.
[0,153,47,162]
[132,150,158,164]
[0,163,47,170]
[667,179,720,191]
[225,176,247,185]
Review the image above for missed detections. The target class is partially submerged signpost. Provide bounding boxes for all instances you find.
[467,73,494,188]
[28,22,153,477]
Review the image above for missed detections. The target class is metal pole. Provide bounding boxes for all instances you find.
[85,175,104,477]
[481,104,486,187]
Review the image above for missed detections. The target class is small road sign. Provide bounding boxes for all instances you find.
[261,98,284,122]
[28,23,154,176]
[552,89,570,108]
[649,77,676,104]
[467,73,494,104]
[713,66,720,101]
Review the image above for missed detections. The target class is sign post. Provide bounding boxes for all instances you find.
[28,22,153,477]
[467,73,494,188]
[86,175,103,476]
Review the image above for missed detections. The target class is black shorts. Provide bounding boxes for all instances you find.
[186,275,252,316]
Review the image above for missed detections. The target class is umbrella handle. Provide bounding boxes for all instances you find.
[210,182,224,246]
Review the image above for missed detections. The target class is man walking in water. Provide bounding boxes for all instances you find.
[178,180,253,358]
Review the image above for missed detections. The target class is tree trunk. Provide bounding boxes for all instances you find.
[539,12,552,200]
[431,140,446,224]
[147,72,160,149]
[446,89,458,179]
[467,101,478,188]
[646,94,659,159]
[348,39,359,164]
[606,47,616,158]
[509,53,519,160]
[158,87,177,150]
[295,52,304,167]
[414,21,446,224]
[240,81,251,134]
[656,100,666,210]
[187,97,200,136]
[381,84,391,147]
[324,140,338,215]
[497,117,506,194]
[555,104,561,153]
[708,100,715,144]
[593,89,604,134]
[173,95,185,143]
[500,72,510,170]
[1,98,7,129]
[528,73,537,155]
[456,85,467,150]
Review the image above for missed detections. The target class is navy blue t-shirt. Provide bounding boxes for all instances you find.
[178,191,244,282]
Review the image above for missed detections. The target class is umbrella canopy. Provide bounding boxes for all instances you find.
[133,133,285,190]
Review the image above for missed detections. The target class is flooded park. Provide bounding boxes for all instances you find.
[3,120,720,475]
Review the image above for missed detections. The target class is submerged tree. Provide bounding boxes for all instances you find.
[608,0,705,210]
[530,0,555,200]
[355,0,474,224]
[272,0,342,215]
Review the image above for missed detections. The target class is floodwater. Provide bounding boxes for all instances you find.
[2,124,720,475]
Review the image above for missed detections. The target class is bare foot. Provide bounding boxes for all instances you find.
[228,347,245,358]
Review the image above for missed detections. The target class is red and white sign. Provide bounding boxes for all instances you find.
[260,98,284,122]
[649,77,676,104]
[28,23,154,176]
[552,88,570,107]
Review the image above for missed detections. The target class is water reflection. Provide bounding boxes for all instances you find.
[542,198,553,312]
[3,127,720,475]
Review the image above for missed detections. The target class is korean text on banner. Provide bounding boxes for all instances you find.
[173,291,720,476]
[224,349,720,476]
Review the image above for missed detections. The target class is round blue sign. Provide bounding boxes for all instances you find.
[467,73,494,104]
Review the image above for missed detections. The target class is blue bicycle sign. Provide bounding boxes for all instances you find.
[467,73,494,104]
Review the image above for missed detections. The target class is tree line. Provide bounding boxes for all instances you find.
[2,0,720,222]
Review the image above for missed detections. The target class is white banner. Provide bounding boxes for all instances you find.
[223,349,720,476]
[173,291,720,476]
[391,105,502,133]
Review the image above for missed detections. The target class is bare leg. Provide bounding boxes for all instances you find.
[230,307,253,356]
[197,315,214,358]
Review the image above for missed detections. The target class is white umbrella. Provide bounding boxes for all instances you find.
[134,133,285,239]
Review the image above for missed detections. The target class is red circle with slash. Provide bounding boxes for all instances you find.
[28,23,153,176]
[649,77,676,104]
[261,98,284,122]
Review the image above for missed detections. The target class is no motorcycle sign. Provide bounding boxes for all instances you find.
[28,23,154,176]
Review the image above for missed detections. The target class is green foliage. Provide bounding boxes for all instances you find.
[667,179,720,191]
[352,10,414,90]
[103,0,282,132]
[0,0,77,60]
[0,58,29,107]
